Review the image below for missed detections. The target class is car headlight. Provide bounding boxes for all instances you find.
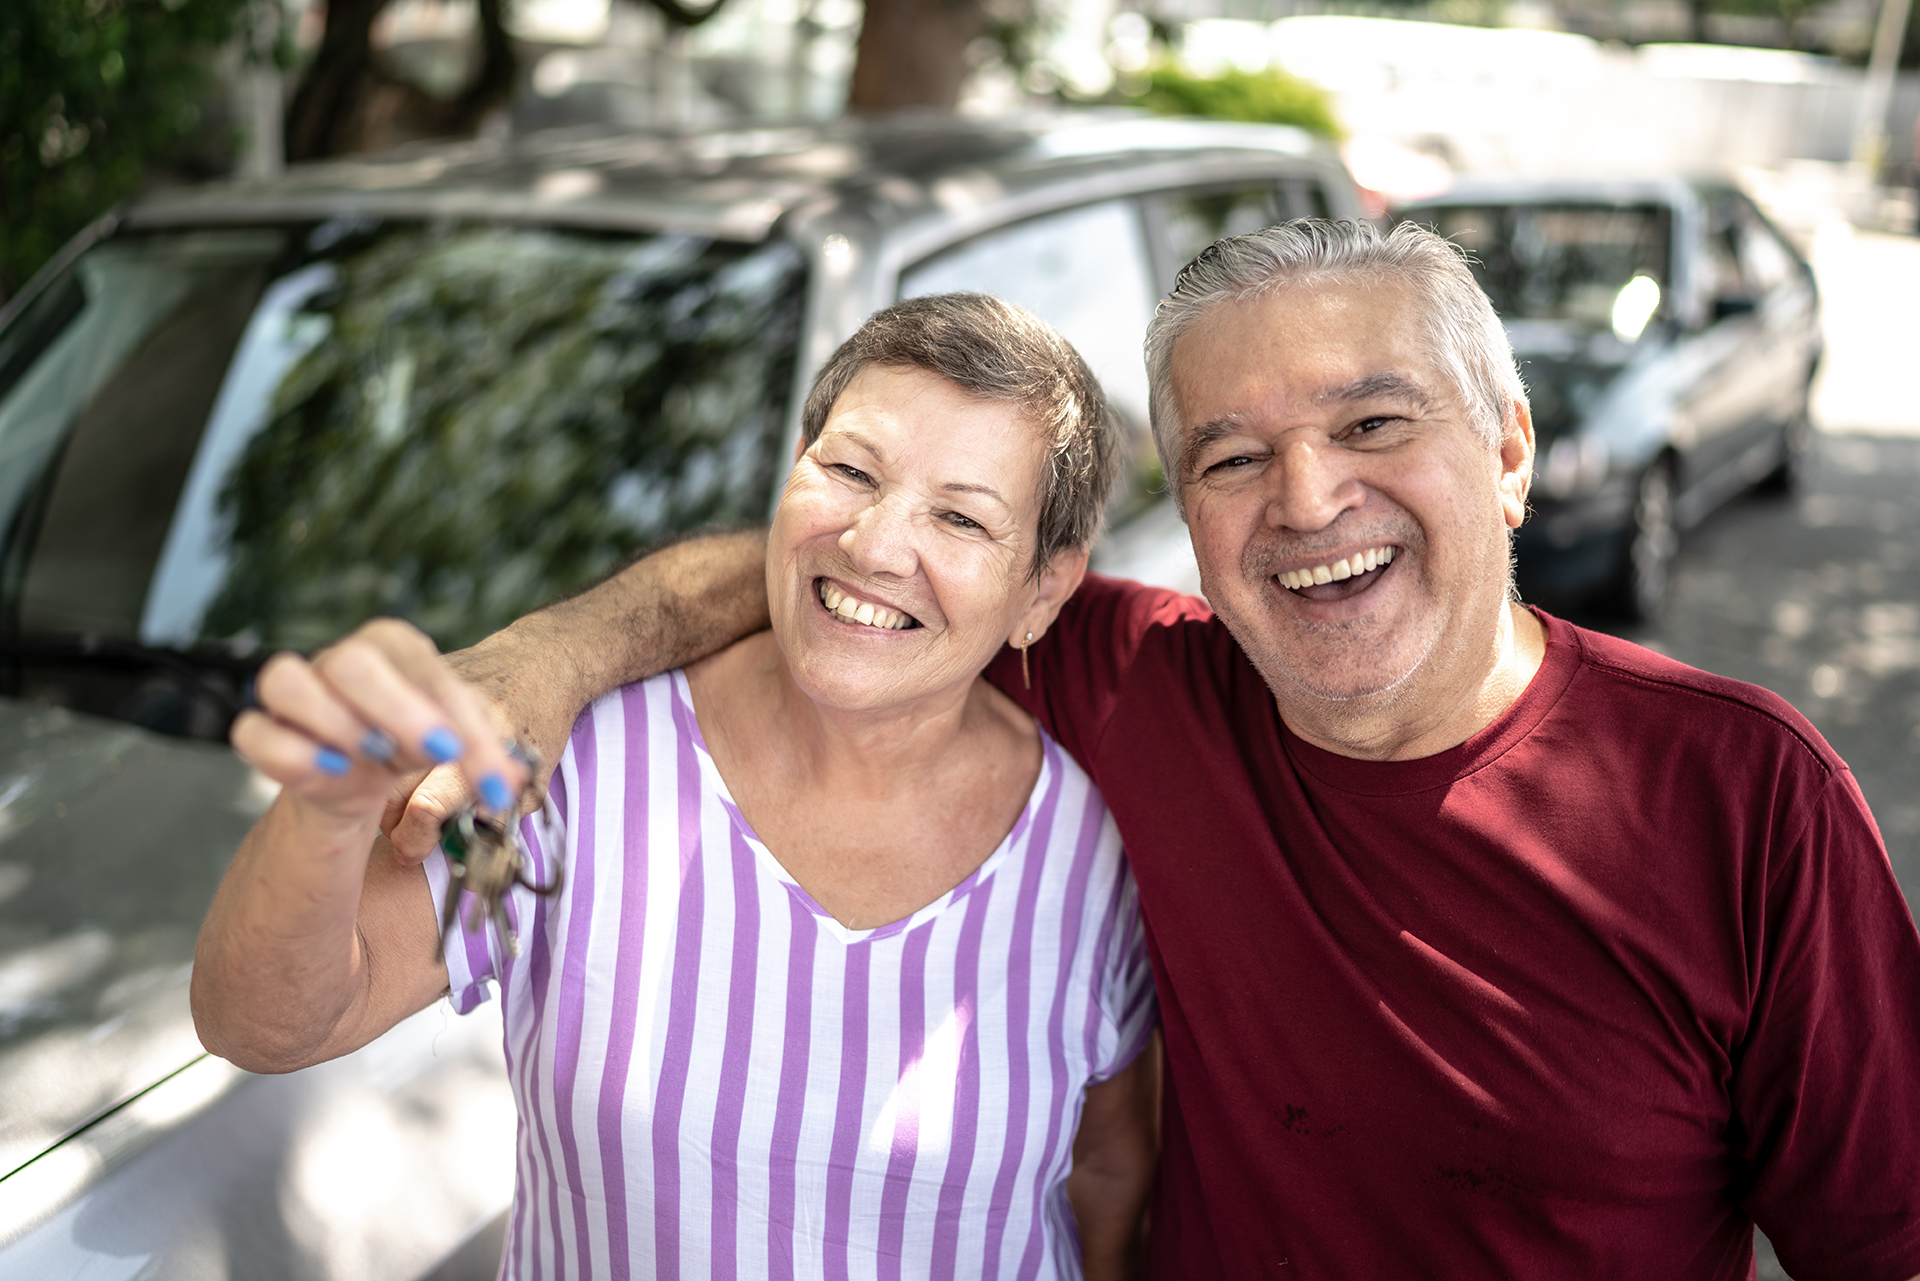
[1540,436,1610,499]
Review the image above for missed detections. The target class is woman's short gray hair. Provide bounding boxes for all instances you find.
[1144,219,1525,508]
[803,292,1118,576]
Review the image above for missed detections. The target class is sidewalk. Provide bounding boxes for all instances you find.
[1808,223,1920,438]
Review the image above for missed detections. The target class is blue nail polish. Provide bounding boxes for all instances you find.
[315,747,352,776]
[422,727,464,763]
[360,727,397,762]
[479,773,513,813]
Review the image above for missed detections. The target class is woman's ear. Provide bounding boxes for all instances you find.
[1010,546,1090,648]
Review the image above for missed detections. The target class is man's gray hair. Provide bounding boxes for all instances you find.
[803,292,1118,576]
[1145,219,1525,506]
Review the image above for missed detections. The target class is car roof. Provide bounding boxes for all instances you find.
[1396,175,1706,210]
[127,111,1336,242]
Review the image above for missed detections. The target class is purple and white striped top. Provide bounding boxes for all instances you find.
[425,669,1155,1280]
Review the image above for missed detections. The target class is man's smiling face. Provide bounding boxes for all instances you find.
[1172,277,1532,748]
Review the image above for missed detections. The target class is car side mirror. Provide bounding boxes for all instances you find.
[1711,294,1757,321]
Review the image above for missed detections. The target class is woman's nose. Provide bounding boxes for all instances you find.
[1268,438,1364,533]
[838,493,920,577]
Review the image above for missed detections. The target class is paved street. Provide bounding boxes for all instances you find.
[1573,227,1919,1281]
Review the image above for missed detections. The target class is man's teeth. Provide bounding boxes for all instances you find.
[1277,546,1396,591]
[819,582,915,630]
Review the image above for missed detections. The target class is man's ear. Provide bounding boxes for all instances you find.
[1497,396,1535,531]
[1010,545,1091,647]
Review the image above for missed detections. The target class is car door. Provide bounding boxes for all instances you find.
[1727,194,1818,474]
[1669,189,1771,518]
[893,197,1199,588]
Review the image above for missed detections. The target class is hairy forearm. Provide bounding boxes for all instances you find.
[448,527,772,774]
[191,799,382,1073]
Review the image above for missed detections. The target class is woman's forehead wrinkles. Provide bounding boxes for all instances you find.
[940,479,1011,509]
[825,427,887,459]
[819,421,1029,525]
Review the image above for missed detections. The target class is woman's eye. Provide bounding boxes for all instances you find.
[944,511,982,531]
[833,463,872,484]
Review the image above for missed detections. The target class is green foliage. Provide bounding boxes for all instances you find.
[1132,65,1342,140]
[0,0,249,300]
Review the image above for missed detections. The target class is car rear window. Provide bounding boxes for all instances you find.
[0,221,804,738]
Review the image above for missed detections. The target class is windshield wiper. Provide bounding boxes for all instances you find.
[0,634,258,717]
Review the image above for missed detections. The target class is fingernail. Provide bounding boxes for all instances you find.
[479,773,513,813]
[315,747,352,776]
[360,727,397,762]
[422,727,464,763]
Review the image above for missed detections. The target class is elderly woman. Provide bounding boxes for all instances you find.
[193,294,1158,1279]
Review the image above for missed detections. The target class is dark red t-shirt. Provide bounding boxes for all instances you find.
[986,574,1920,1281]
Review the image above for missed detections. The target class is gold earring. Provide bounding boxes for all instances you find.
[1020,631,1035,689]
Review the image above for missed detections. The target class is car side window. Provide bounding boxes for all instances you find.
[1279,178,1331,221]
[1701,196,1751,306]
[1159,185,1286,282]
[897,198,1162,519]
[898,199,1157,434]
[1731,199,1795,297]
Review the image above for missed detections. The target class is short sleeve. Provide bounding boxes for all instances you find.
[424,787,570,1016]
[985,572,1213,770]
[1735,766,1920,1281]
[1088,859,1160,1082]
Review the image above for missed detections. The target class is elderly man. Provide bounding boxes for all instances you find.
[381,222,1920,1277]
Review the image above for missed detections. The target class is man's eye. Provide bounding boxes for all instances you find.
[1205,455,1255,474]
[1351,416,1394,435]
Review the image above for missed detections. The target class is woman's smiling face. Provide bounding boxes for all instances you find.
[768,363,1056,714]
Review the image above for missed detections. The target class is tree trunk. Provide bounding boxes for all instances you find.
[848,0,985,112]
[284,0,519,163]
[1686,0,1709,43]
[283,0,389,162]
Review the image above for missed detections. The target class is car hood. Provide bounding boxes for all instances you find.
[1508,321,1644,446]
[0,699,270,1179]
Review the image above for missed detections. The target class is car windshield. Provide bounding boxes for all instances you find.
[1403,202,1672,330]
[0,221,805,738]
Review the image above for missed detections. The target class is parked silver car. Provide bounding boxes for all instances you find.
[0,112,1355,1277]
[1393,178,1822,621]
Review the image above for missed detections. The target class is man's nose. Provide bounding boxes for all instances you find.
[838,492,920,577]
[1268,438,1365,532]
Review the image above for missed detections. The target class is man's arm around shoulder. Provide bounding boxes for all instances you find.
[389,528,770,857]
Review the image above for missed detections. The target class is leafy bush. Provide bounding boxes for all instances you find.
[0,0,249,300]
[1133,65,1342,140]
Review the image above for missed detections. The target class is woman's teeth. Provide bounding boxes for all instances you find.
[819,581,916,630]
[1277,545,1395,591]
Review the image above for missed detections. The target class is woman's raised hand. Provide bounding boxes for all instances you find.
[230,618,529,841]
